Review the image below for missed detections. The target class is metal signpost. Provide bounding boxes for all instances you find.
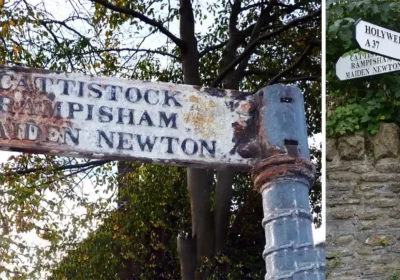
[354,19,400,61]
[0,65,325,279]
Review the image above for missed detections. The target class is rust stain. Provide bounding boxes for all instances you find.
[239,101,255,114]
[0,72,72,147]
[189,95,200,103]
[251,155,315,193]
[183,94,220,138]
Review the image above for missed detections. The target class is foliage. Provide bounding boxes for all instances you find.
[50,164,266,279]
[387,270,400,280]
[326,0,400,136]
[0,0,321,278]
[326,253,340,279]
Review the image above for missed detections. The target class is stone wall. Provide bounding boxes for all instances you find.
[327,123,400,279]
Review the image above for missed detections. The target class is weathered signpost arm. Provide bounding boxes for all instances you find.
[252,85,325,279]
[0,66,324,278]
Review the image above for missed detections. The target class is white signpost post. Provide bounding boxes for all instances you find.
[0,65,325,279]
[354,19,400,61]
[336,52,400,80]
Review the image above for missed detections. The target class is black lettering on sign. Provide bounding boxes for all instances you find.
[24,123,41,141]
[97,130,114,148]
[78,81,85,97]
[21,99,37,115]
[34,77,54,94]
[117,108,134,125]
[144,89,159,105]
[136,134,157,152]
[0,72,13,90]
[181,138,198,155]
[68,102,83,119]
[16,74,33,92]
[58,79,84,96]
[42,101,62,118]
[117,132,133,150]
[104,85,122,101]
[0,96,14,112]
[64,128,80,145]
[58,79,76,96]
[138,111,154,127]
[159,112,177,129]
[125,87,142,103]
[164,91,182,107]
[200,140,216,157]
[0,121,7,139]
[161,136,178,154]
[44,126,61,143]
[99,106,113,122]
[11,123,20,139]
[86,104,94,120]
[88,83,102,98]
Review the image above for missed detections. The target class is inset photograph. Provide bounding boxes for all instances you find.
[327,0,400,279]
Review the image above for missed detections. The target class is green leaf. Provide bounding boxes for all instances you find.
[334,6,344,16]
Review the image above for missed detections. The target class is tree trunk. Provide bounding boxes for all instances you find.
[178,1,216,279]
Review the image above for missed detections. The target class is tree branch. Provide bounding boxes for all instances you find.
[91,0,184,49]
[239,2,303,40]
[277,75,319,83]
[211,9,320,88]
[199,41,228,58]
[239,1,266,12]
[79,48,180,60]
[7,160,110,176]
[267,39,320,85]
[229,0,242,34]
[232,0,278,85]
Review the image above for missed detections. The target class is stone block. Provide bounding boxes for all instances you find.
[390,244,400,253]
[326,234,332,245]
[383,219,400,228]
[326,138,338,161]
[356,246,374,255]
[326,219,357,232]
[372,123,400,159]
[366,234,397,246]
[357,212,380,221]
[356,221,377,230]
[338,134,365,160]
[361,173,400,182]
[328,160,374,174]
[327,180,357,191]
[334,234,354,246]
[388,183,400,193]
[328,171,361,181]
[329,208,355,219]
[389,209,400,219]
[375,157,400,173]
[359,183,386,191]
[326,197,361,206]
[367,198,397,208]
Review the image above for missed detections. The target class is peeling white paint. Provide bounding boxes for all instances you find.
[0,66,255,170]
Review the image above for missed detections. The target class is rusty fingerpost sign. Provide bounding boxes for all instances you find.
[0,66,325,278]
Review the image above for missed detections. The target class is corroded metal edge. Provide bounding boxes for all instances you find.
[252,155,315,193]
